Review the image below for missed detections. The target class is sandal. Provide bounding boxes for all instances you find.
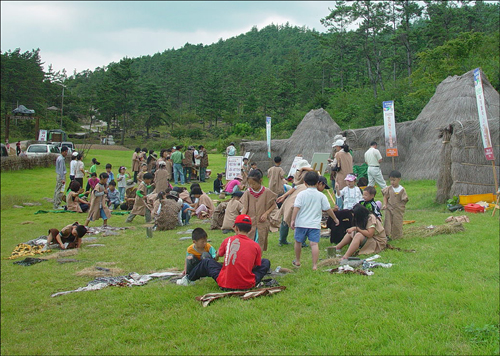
[292,260,301,268]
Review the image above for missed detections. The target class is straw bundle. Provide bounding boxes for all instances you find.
[1,154,59,171]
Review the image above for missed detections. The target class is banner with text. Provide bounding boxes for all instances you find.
[266,116,271,158]
[383,100,398,157]
[226,156,243,181]
[474,68,495,160]
[38,130,47,142]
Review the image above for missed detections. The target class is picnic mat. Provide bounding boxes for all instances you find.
[195,286,286,307]
[51,272,182,297]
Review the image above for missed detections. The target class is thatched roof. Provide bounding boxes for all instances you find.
[241,108,341,174]
[242,69,499,187]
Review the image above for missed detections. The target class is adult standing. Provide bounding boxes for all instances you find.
[364,141,387,189]
[197,145,209,182]
[183,146,195,183]
[132,147,141,183]
[74,153,85,188]
[53,146,69,209]
[226,142,236,157]
[16,141,21,156]
[332,139,353,191]
[171,146,185,185]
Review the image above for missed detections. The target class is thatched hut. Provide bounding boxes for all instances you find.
[241,108,341,174]
[241,69,499,201]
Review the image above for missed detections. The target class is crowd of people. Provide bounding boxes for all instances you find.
[47,138,408,290]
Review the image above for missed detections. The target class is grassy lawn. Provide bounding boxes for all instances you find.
[1,150,499,355]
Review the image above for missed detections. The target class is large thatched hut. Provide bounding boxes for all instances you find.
[241,69,499,201]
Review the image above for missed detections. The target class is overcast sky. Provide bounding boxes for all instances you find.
[1,1,332,75]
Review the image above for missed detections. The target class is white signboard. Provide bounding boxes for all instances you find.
[226,156,243,181]
[474,68,494,161]
[383,101,398,157]
[310,153,331,176]
[38,130,47,142]
[287,156,303,178]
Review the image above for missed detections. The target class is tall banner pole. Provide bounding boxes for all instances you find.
[473,68,498,193]
[266,116,271,159]
[383,101,398,170]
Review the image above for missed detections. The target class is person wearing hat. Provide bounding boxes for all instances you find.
[177,214,271,289]
[69,151,79,184]
[153,160,171,194]
[225,174,243,194]
[331,139,353,191]
[221,191,244,234]
[293,159,314,186]
[364,141,387,189]
[335,174,363,210]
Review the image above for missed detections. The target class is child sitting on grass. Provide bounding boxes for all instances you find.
[177,215,271,290]
[382,170,409,240]
[360,185,382,220]
[191,187,215,219]
[43,222,87,250]
[221,191,244,234]
[182,228,218,276]
[334,203,387,259]
[213,173,225,194]
[107,180,121,210]
[291,171,339,270]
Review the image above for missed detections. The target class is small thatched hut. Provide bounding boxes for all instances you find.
[242,69,499,202]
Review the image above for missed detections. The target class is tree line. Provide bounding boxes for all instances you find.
[1,0,498,142]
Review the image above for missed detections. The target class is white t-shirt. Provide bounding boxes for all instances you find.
[75,161,85,179]
[294,187,331,229]
[365,147,382,166]
[70,160,77,176]
[337,186,363,210]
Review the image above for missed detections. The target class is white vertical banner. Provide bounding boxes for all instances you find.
[383,101,398,157]
[474,68,495,161]
[38,130,47,142]
[266,116,271,158]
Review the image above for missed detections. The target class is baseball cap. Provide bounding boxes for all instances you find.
[72,151,78,157]
[234,214,252,226]
[318,176,330,189]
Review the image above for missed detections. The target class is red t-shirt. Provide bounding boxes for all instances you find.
[216,234,262,290]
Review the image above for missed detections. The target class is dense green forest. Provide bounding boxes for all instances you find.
[1,0,499,144]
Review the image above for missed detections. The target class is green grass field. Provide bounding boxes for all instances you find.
[1,150,499,355]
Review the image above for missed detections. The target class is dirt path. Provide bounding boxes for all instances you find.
[85,144,130,151]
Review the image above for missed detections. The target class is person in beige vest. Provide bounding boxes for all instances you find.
[222,191,244,233]
[267,156,285,196]
[332,139,353,191]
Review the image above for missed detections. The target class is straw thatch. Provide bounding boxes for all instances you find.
[241,69,499,194]
[435,118,500,201]
[0,153,70,171]
[241,108,341,173]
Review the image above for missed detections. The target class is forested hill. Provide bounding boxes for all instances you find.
[2,1,499,142]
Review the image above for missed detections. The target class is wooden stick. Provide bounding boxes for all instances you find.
[327,189,336,207]
[492,192,500,217]
[491,160,499,193]
[392,157,395,170]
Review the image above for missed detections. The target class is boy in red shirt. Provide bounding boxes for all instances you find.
[177,214,271,290]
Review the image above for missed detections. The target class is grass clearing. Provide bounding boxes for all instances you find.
[1,150,499,355]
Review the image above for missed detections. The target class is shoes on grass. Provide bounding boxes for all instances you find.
[176,275,195,286]
[279,241,290,246]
